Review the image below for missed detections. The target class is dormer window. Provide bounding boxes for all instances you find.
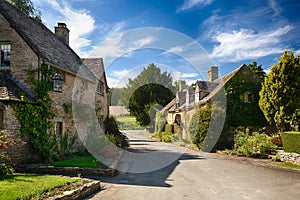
[53,71,63,92]
[0,44,11,67]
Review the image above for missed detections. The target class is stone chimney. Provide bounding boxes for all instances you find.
[208,66,219,82]
[178,80,186,91]
[55,22,69,45]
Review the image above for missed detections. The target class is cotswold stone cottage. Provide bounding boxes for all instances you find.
[163,64,266,146]
[0,0,109,163]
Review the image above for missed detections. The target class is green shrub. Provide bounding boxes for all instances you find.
[105,116,129,149]
[233,130,277,158]
[165,124,174,134]
[160,132,174,143]
[58,131,77,157]
[190,105,211,149]
[154,111,166,133]
[281,132,300,154]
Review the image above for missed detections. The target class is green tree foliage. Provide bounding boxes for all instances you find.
[7,0,41,22]
[110,88,124,106]
[247,61,266,79]
[121,64,175,127]
[259,50,300,131]
[129,83,174,127]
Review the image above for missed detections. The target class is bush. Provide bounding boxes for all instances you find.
[165,124,174,134]
[0,130,18,179]
[190,106,211,149]
[233,129,277,158]
[281,132,300,154]
[154,111,166,133]
[159,132,174,143]
[105,116,129,149]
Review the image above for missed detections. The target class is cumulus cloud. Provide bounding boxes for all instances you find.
[90,32,156,65]
[41,0,95,56]
[211,25,293,63]
[177,0,214,13]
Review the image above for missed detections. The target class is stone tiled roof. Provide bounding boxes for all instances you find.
[198,64,248,105]
[81,58,108,87]
[0,0,95,81]
[163,64,250,111]
[0,72,35,103]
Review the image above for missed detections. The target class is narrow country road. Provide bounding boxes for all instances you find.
[88,130,300,200]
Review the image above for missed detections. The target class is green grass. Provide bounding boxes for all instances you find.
[50,155,99,168]
[0,174,79,200]
[275,162,300,170]
[115,116,144,130]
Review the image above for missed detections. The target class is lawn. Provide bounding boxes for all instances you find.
[275,162,300,170]
[0,174,80,200]
[115,116,144,130]
[50,155,100,168]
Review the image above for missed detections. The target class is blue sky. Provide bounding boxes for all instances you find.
[32,0,300,87]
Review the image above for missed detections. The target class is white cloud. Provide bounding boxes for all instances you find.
[268,0,282,18]
[211,25,293,63]
[294,49,300,56]
[177,0,214,13]
[42,0,95,57]
[111,69,130,78]
[163,46,184,55]
[172,71,198,81]
[90,33,156,65]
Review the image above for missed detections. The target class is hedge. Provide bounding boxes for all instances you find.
[281,132,300,154]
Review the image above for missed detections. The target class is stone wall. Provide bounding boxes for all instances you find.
[0,12,38,90]
[278,150,300,166]
[0,104,37,164]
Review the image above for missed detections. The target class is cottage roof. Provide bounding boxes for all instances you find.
[162,64,252,112]
[162,98,176,112]
[0,0,95,81]
[198,64,248,105]
[0,72,35,103]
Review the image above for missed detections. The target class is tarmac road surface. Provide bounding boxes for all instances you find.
[87,130,300,200]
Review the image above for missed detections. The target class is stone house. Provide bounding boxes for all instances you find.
[0,0,109,163]
[163,64,266,145]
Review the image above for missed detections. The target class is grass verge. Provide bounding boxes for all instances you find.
[115,116,144,130]
[0,174,80,200]
[274,162,300,170]
[50,155,100,168]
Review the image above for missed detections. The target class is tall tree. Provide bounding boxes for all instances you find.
[247,61,266,79]
[259,50,300,131]
[7,0,41,22]
[121,64,175,127]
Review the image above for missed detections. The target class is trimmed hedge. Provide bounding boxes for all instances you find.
[281,132,300,154]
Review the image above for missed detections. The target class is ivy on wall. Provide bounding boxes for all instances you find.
[12,64,56,162]
[225,69,267,128]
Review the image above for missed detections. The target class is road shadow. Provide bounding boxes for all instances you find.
[96,153,205,188]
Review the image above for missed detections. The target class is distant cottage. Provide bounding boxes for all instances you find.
[163,64,268,149]
[0,0,109,163]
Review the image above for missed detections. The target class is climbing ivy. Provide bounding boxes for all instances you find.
[225,68,267,128]
[12,64,56,162]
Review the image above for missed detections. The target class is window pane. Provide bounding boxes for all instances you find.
[97,82,103,94]
[1,44,11,67]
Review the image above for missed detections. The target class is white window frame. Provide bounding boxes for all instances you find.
[0,43,11,68]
